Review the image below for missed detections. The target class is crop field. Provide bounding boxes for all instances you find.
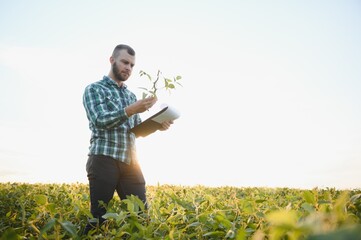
[1,183,361,239]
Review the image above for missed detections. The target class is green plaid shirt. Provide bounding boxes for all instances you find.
[83,76,141,164]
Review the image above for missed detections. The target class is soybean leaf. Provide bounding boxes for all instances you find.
[40,218,56,236]
[59,220,78,238]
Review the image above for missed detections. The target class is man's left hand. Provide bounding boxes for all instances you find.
[159,120,174,131]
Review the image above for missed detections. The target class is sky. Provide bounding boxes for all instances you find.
[0,0,360,189]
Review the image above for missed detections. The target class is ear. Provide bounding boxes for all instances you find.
[109,56,115,64]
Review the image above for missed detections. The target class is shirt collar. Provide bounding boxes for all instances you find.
[103,75,128,89]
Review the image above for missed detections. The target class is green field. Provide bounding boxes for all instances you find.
[1,183,361,239]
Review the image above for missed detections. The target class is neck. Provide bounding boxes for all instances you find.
[108,72,123,87]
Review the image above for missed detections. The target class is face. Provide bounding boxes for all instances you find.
[111,49,135,82]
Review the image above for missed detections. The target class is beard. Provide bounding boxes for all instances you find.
[112,62,129,82]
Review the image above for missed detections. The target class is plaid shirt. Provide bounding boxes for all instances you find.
[83,76,141,164]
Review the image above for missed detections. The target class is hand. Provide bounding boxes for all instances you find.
[142,96,157,111]
[125,96,157,116]
[159,120,174,131]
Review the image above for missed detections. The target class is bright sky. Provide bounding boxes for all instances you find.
[1,0,360,189]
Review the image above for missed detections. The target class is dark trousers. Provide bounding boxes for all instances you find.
[86,155,146,222]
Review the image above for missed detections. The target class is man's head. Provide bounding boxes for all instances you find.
[109,44,136,83]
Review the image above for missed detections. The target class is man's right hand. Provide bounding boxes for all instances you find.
[125,96,157,116]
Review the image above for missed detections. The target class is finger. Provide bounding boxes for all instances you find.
[150,98,157,105]
[146,96,156,101]
[147,97,156,104]
[144,99,151,107]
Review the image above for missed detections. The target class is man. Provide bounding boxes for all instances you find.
[82,44,173,234]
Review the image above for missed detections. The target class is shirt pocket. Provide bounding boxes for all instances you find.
[105,96,120,111]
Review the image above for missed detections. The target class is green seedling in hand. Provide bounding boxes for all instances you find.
[139,70,182,99]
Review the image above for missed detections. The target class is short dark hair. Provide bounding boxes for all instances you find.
[112,44,135,58]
